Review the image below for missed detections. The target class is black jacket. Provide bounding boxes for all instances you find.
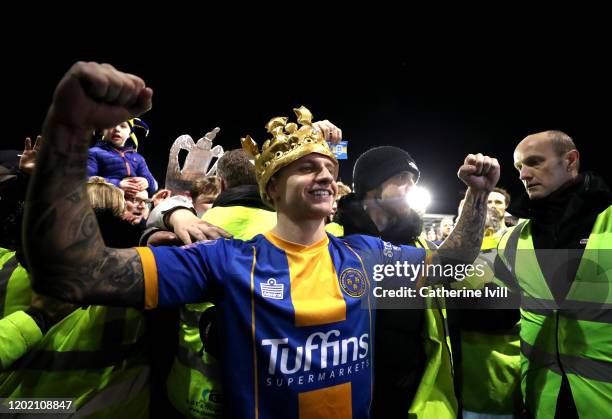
[336,193,440,419]
[212,184,269,210]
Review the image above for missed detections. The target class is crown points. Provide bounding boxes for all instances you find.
[240,135,260,158]
[285,122,298,134]
[298,125,313,137]
[265,117,288,134]
[293,106,313,126]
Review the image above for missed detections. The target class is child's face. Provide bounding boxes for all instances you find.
[103,122,131,147]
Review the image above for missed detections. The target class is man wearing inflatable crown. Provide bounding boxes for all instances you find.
[24,62,498,418]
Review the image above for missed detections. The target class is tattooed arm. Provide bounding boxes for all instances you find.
[437,153,500,265]
[23,62,153,307]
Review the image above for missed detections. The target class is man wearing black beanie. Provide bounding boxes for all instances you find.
[352,146,421,198]
[338,146,424,244]
[336,146,459,418]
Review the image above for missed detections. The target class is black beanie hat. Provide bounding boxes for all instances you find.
[352,146,420,198]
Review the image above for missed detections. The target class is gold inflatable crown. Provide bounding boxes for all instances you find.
[241,106,337,208]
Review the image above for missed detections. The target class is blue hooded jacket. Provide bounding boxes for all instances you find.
[87,140,158,195]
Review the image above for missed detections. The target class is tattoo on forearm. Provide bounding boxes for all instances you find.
[438,189,487,264]
[66,191,82,204]
[24,119,144,307]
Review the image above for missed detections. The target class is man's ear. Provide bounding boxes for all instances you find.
[566,149,580,173]
[219,178,226,192]
[266,176,279,204]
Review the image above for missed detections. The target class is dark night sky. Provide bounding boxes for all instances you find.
[5,38,611,215]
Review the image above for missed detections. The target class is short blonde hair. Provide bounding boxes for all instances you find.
[87,176,125,218]
[336,181,352,200]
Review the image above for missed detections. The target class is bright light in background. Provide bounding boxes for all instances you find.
[406,186,432,214]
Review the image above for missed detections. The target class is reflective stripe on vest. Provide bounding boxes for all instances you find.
[176,343,221,381]
[503,205,612,416]
[13,307,146,371]
[520,295,612,322]
[0,306,148,416]
[521,341,612,383]
[68,365,150,418]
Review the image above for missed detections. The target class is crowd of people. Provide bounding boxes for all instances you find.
[0,61,610,418]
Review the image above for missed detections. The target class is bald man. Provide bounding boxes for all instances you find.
[514,131,580,200]
[492,130,612,418]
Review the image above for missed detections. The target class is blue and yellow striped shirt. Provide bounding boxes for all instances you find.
[137,232,425,418]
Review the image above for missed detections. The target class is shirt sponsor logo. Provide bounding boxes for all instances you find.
[261,330,370,387]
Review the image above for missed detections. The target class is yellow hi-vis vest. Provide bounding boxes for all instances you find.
[1,249,39,369]
[459,232,521,415]
[0,310,42,369]
[0,248,31,317]
[0,248,149,418]
[166,205,276,418]
[496,205,612,418]
[409,239,458,419]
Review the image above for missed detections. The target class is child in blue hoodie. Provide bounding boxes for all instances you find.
[87,118,158,197]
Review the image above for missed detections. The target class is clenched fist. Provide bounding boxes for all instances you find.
[458,153,500,193]
[49,61,153,132]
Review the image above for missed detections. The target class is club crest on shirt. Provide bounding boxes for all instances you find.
[339,268,366,298]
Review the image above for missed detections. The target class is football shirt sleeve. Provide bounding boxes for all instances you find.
[135,239,229,308]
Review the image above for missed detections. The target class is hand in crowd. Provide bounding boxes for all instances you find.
[313,120,343,144]
[119,179,140,198]
[128,177,149,191]
[166,209,231,244]
[458,153,500,193]
[146,230,183,247]
[119,177,147,197]
[19,135,42,174]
